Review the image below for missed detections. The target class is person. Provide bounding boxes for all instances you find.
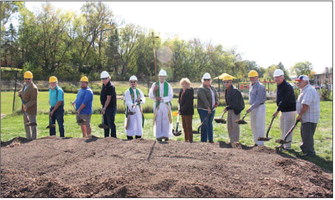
[197,73,218,143]
[149,69,173,142]
[18,71,38,140]
[48,76,65,137]
[295,75,320,156]
[246,70,266,146]
[222,74,245,144]
[72,76,93,138]
[272,69,296,150]
[178,78,194,143]
[100,71,117,138]
[124,75,146,140]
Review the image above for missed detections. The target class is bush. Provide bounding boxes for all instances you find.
[320,88,332,101]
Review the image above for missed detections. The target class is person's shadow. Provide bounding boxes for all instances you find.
[283,149,333,172]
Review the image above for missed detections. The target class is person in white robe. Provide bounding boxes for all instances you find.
[149,69,173,142]
[124,75,146,140]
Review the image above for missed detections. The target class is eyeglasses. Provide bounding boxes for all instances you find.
[24,78,31,81]
[223,81,230,83]
[130,81,136,83]
[101,78,108,80]
[204,79,211,81]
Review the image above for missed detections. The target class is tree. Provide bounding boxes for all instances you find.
[290,61,313,78]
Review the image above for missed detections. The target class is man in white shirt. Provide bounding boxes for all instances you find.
[295,75,320,156]
[149,69,173,142]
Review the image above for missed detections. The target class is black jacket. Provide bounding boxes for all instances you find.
[100,81,117,109]
[178,88,194,115]
[225,86,245,115]
[276,80,296,112]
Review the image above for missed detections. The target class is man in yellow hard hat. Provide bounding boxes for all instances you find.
[18,71,38,140]
[48,76,65,137]
[72,76,93,138]
[247,70,266,146]
[222,74,245,144]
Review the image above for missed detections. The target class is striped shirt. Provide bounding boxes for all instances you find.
[296,84,320,123]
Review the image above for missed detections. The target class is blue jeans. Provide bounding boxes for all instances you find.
[198,109,215,142]
[49,105,65,137]
[104,107,117,138]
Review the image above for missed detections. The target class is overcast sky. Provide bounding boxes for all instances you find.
[24,1,332,74]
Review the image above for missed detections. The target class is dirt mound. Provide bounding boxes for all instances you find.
[1,137,332,198]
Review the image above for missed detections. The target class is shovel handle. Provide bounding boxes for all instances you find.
[283,120,300,142]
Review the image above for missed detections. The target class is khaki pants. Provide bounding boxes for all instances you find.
[227,110,240,143]
[250,104,266,146]
[181,115,193,142]
[23,112,37,140]
[280,111,296,149]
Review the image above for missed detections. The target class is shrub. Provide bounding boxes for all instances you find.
[320,88,332,101]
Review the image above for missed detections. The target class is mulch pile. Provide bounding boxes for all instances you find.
[1,136,332,198]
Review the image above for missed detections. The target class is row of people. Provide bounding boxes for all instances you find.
[18,68,319,156]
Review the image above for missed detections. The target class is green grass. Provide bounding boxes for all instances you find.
[1,91,332,171]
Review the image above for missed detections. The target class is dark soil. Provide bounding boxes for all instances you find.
[0,136,333,198]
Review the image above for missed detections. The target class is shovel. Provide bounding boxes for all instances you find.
[98,114,109,129]
[259,103,282,141]
[214,109,227,124]
[72,104,86,124]
[192,111,211,134]
[172,111,182,136]
[275,120,300,151]
[258,114,276,141]
[46,115,56,129]
[20,96,37,126]
[235,112,248,124]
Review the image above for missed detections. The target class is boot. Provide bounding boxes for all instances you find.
[127,136,133,140]
[135,135,141,139]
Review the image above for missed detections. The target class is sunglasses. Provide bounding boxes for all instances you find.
[24,78,31,81]
[130,81,137,83]
[204,79,211,81]
[101,78,108,80]
[223,81,230,83]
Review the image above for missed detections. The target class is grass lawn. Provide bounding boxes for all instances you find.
[1,91,333,171]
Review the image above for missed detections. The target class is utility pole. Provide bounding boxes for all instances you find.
[151,32,159,78]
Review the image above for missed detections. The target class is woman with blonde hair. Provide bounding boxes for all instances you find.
[178,78,194,142]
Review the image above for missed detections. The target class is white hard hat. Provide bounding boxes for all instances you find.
[202,73,211,81]
[158,69,167,76]
[273,69,284,77]
[129,75,138,81]
[100,71,110,79]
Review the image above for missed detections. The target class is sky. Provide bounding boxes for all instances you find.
[24,1,332,74]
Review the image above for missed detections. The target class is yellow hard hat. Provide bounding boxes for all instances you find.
[248,70,259,78]
[49,76,58,83]
[80,76,89,82]
[24,71,33,79]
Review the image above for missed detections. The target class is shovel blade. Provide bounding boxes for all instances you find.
[258,137,271,141]
[275,139,291,144]
[235,120,247,124]
[46,124,56,129]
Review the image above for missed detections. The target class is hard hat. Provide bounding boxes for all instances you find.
[248,70,259,78]
[221,73,235,81]
[158,69,167,76]
[80,76,89,82]
[24,71,33,79]
[49,76,58,83]
[129,75,138,81]
[100,71,110,79]
[295,75,309,82]
[202,73,211,81]
[273,69,284,77]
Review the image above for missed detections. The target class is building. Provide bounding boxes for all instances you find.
[314,72,333,86]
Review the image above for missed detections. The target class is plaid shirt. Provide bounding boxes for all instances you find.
[296,84,320,123]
